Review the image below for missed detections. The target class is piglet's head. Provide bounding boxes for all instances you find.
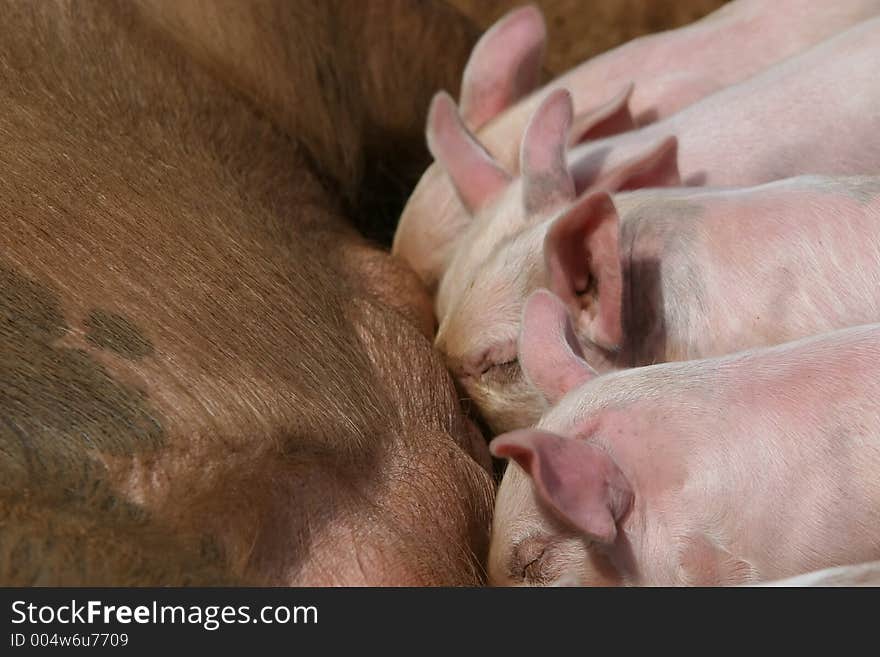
[488,290,631,586]
[489,428,632,587]
[430,90,671,433]
[431,87,582,433]
[392,4,657,292]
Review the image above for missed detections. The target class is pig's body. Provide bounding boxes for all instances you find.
[490,316,880,586]
[411,15,880,432]
[606,176,880,366]
[393,1,880,287]
[0,0,492,586]
[571,16,880,189]
[435,174,880,432]
[479,0,880,170]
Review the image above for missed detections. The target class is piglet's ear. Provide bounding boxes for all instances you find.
[520,89,577,215]
[427,91,512,213]
[459,5,546,131]
[545,191,624,352]
[569,83,636,146]
[593,135,681,193]
[490,429,632,544]
[519,289,596,405]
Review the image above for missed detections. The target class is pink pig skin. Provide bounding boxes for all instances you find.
[431,171,880,434]
[393,1,880,288]
[489,291,880,586]
[570,16,880,190]
[477,0,880,171]
[561,176,880,371]
[757,561,880,586]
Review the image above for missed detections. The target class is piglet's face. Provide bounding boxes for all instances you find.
[488,290,632,587]
[488,458,587,587]
[428,88,580,432]
[489,429,633,587]
[434,213,548,433]
[489,460,622,587]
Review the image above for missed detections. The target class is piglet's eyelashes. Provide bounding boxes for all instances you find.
[508,534,552,585]
[481,359,521,386]
[458,340,519,380]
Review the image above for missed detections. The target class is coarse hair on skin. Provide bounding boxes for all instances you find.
[0,0,493,586]
[133,0,481,244]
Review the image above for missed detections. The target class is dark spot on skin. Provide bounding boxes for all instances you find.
[85,309,154,360]
[0,263,165,486]
[0,264,68,342]
[620,199,707,366]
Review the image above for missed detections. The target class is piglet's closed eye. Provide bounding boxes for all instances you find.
[490,429,632,545]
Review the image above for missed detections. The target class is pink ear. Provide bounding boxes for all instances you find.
[594,135,681,192]
[519,289,596,405]
[491,429,632,544]
[569,83,636,146]
[544,191,624,351]
[459,5,546,130]
[520,89,576,215]
[427,91,512,212]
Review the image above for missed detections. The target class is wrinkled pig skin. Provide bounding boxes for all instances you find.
[489,293,880,586]
[394,0,880,288]
[0,0,493,586]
